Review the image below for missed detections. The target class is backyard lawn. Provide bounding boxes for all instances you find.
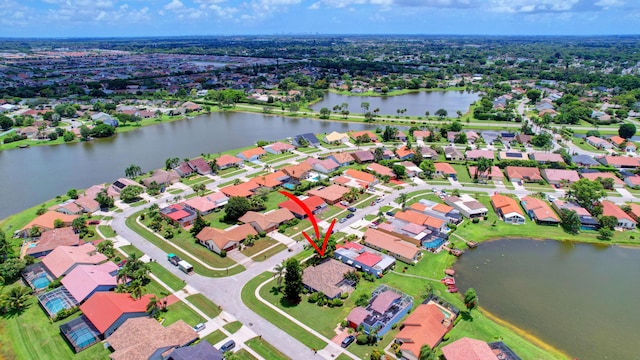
[241,238,278,257]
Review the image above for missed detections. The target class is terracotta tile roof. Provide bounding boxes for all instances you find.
[281,162,312,179]
[278,196,326,217]
[62,262,119,303]
[196,224,257,250]
[434,162,456,175]
[216,154,243,167]
[84,185,106,200]
[55,202,83,214]
[465,150,494,160]
[363,229,420,261]
[42,243,107,278]
[491,194,524,216]
[328,152,355,165]
[240,147,266,159]
[22,211,79,231]
[609,135,626,146]
[251,170,288,188]
[598,156,639,167]
[75,196,100,212]
[409,203,427,212]
[531,152,564,163]
[541,169,580,183]
[341,242,364,252]
[80,293,153,334]
[26,227,80,256]
[302,259,353,299]
[345,169,376,184]
[412,130,431,139]
[108,317,198,360]
[432,203,454,214]
[308,184,350,203]
[395,304,449,357]
[628,203,640,219]
[183,194,227,213]
[580,171,625,185]
[265,141,295,152]
[395,210,445,229]
[347,306,370,326]
[366,163,394,178]
[238,209,295,232]
[349,130,378,141]
[395,146,414,159]
[521,196,560,222]
[441,337,497,360]
[220,182,259,198]
[354,252,382,267]
[505,166,542,181]
[601,201,636,224]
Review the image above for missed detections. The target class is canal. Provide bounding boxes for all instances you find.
[310,90,480,117]
[0,112,377,219]
[455,239,640,360]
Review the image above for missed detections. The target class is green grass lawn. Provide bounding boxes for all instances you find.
[572,139,607,153]
[125,211,245,277]
[241,238,278,257]
[234,349,257,360]
[120,244,145,257]
[168,188,184,195]
[144,279,171,298]
[450,164,474,184]
[203,330,227,346]
[241,272,327,350]
[162,301,205,327]
[186,294,221,319]
[252,243,287,261]
[223,321,243,334]
[148,262,185,292]
[97,225,117,238]
[245,337,291,360]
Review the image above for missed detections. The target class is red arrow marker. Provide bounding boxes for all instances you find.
[280,190,335,257]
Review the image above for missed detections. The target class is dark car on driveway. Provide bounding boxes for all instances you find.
[346,213,355,219]
[347,207,357,212]
[341,335,355,348]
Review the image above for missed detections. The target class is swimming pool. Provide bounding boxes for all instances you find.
[423,238,446,250]
[45,298,68,315]
[28,243,37,248]
[31,274,50,289]
[69,328,97,349]
[282,183,295,190]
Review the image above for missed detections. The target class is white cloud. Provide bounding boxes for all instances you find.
[164,0,184,11]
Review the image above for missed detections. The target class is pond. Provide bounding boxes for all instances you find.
[310,90,480,117]
[455,238,640,360]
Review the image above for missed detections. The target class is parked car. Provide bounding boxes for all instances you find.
[117,260,127,268]
[340,201,349,206]
[194,323,206,332]
[341,335,356,348]
[346,213,355,219]
[386,211,395,217]
[376,198,383,203]
[347,207,357,212]
[339,218,348,223]
[219,340,235,352]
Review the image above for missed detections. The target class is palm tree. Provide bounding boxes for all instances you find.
[475,157,493,180]
[273,260,286,287]
[146,295,159,316]
[0,286,33,314]
[125,164,142,179]
[344,187,360,203]
[96,240,114,257]
[128,280,145,300]
[397,192,408,210]
[419,344,433,360]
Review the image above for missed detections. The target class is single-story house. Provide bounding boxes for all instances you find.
[586,136,613,149]
[53,202,83,215]
[520,196,560,225]
[20,211,78,236]
[74,196,101,213]
[347,285,412,337]
[263,141,295,154]
[442,337,520,360]
[395,146,415,160]
[572,155,599,167]
[183,193,228,215]
[551,200,599,230]
[468,166,504,181]
[601,201,636,230]
[445,194,488,219]
[42,243,108,278]
[400,161,423,178]
[349,130,378,142]
[62,262,120,303]
[215,154,243,169]
[344,168,379,187]
[220,181,260,198]
[395,210,449,233]
[541,169,580,185]
[334,242,395,277]
[306,158,340,174]
[278,195,327,219]
[76,292,154,337]
[609,135,626,148]
[327,152,355,166]
[419,147,439,159]
[165,340,223,360]
[239,208,295,233]
[308,184,350,205]
[196,224,257,253]
[25,227,80,258]
[465,149,494,160]
[281,162,313,182]
[395,303,454,360]
[505,166,542,183]
[499,151,529,161]
[624,142,637,153]
[110,178,143,196]
[352,150,375,163]
[294,133,321,147]
[530,152,564,164]
[624,175,640,188]
[491,194,525,224]
[142,169,180,188]
[434,163,457,177]
[160,204,197,227]
[302,259,354,299]
[238,147,266,162]
[175,157,212,176]
[366,163,395,179]
[251,170,290,189]
[579,171,625,188]
[444,146,464,161]
[362,228,421,264]
[322,131,349,144]
[516,134,532,145]
[413,130,431,141]
[597,156,640,169]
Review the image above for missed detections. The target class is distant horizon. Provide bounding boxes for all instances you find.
[1,0,638,38]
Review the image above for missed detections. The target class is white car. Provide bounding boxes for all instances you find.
[194,323,206,332]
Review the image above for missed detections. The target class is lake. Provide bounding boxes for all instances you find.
[0,112,378,220]
[455,239,640,360]
[311,90,480,117]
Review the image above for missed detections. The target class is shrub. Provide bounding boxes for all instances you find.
[356,334,369,345]
[220,250,227,257]
[340,292,349,299]
[449,223,457,230]
[258,231,266,238]
[53,307,79,322]
[340,319,348,328]
[472,218,480,224]
[308,292,319,303]
[332,298,343,307]
[47,278,63,290]
[391,323,398,330]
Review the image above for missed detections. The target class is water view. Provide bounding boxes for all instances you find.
[0,112,377,219]
[311,90,480,117]
[455,239,640,360]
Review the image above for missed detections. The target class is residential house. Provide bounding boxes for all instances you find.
[419,147,439,159]
[278,196,327,219]
[551,200,599,230]
[110,178,143,197]
[74,196,100,213]
[294,133,320,147]
[481,131,500,144]
[160,204,197,227]
[395,131,408,142]
[530,152,564,164]
[468,166,504,181]
[175,157,212,176]
[196,224,257,253]
[625,142,637,154]
[442,337,522,360]
[491,194,525,224]
[586,136,613,149]
[322,131,349,144]
[601,201,636,229]
[346,285,412,336]
[61,262,120,303]
[597,155,640,168]
[394,210,449,234]
[352,150,375,163]
[579,171,625,188]
[75,292,154,337]
[572,155,600,167]
[366,163,395,179]
[334,242,395,277]
[400,162,423,178]
[414,200,462,224]
[434,163,457,178]
[142,169,180,188]
[520,196,560,225]
[263,141,295,154]
[25,227,80,258]
[505,166,542,183]
[395,146,415,160]
[239,208,295,233]
[627,203,640,222]
[465,131,480,143]
[281,162,313,183]
[252,170,290,189]
[326,152,355,167]
[344,168,379,188]
[238,147,266,162]
[215,154,243,169]
[302,259,354,299]
[349,130,378,143]
[107,317,199,360]
[609,135,626,148]
[499,151,529,161]
[515,134,532,145]
[541,169,580,185]
[308,185,351,205]
[362,229,422,264]
[165,340,223,360]
[395,303,455,360]
[20,211,78,236]
[413,130,431,141]
[465,149,494,160]
[183,193,229,215]
[42,243,108,278]
[624,175,640,188]
[445,194,488,219]
[306,158,340,174]
[444,146,464,161]
[18,126,38,138]
[53,201,83,215]
[220,181,259,198]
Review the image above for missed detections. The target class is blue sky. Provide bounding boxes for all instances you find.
[1,0,638,38]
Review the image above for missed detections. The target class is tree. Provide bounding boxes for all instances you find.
[96,240,115,258]
[598,227,613,240]
[79,125,91,140]
[382,126,398,142]
[192,183,206,196]
[419,344,434,360]
[273,260,286,287]
[435,108,448,118]
[618,123,636,139]
[90,124,115,138]
[530,133,552,148]
[72,216,88,235]
[599,215,618,230]
[53,219,65,229]
[63,131,75,142]
[526,89,542,103]
[283,258,303,304]
[146,295,159,316]
[0,115,13,130]
[370,349,382,360]
[67,189,78,199]
[396,192,408,209]
[373,147,385,162]
[0,258,26,284]
[360,102,370,114]
[0,286,33,314]
[560,209,581,235]
[190,212,209,237]
[125,164,142,179]
[419,160,435,177]
[120,185,143,203]
[319,107,331,119]
[96,189,114,209]
[569,178,606,212]
[224,196,251,222]
[475,157,493,180]
[453,132,467,144]
[464,288,478,310]
[165,157,180,170]
[392,164,406,179]
[449,121,463,132]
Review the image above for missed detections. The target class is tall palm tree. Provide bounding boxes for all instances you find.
[128,280,145,300]
[96,240,114,257]
[273,260,286,287]
[0,286,32,314]
[124,164,142,179]
[397,192,408,210]
[146,295,159,316]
